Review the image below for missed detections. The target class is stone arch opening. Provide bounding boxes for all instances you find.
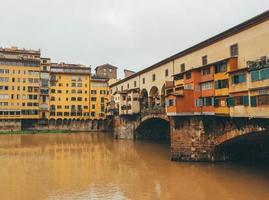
[149,86,160,107]
[140,88,149,109]
[135,117,170,143]
[215,131,269,161]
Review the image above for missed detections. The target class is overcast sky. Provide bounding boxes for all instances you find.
[0,0,268,78]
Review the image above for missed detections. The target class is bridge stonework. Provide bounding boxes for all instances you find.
[114,113,269,162]
[171,116,269,161]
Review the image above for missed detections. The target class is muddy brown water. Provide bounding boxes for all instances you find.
[0,132,268,200]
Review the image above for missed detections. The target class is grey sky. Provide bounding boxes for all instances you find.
[0,0,268,78]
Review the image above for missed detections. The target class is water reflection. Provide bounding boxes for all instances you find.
[0,133,268,200]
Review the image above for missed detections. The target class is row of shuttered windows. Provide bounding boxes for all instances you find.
[167,95,269,107]
[251,67,269,82]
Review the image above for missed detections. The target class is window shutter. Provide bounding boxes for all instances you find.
[227,97,234,107]
[251,71,260,82]
[250,96,257,107]
[243,95,249,106]
[214,98,219,107]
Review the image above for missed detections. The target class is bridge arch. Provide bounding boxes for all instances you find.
[134,114,170,142]
[214,126,269,161]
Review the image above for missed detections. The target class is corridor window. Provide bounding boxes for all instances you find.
[230,43,238,57]
[181,63,185,72]
[152,74,156,81]
[202,55,207,65]
[165,69,169,77]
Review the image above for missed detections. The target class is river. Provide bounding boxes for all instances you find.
[0,132,268,200]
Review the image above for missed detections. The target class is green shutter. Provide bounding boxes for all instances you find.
[239,74,246,83]
[251,71,260,82]
[243,95,249,106]
[250,96,257,107]
[260,68,269,80]
[214,98,219,107]
[227,97,234,107]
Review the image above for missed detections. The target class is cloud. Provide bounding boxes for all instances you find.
[0,0,268,78]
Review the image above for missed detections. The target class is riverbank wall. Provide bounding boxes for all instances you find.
[0,119,108,133]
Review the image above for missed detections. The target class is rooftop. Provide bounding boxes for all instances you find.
[110,10,269,87]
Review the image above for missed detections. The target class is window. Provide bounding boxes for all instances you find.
[185,72,191,79]
[142,78,145,84]
[91,97,97,101]
[202,55,207,65]
[230,43,238,57]
[201,67,210,75]
[134,81,137,87]
[251,68,269,82]
[168,99,175,106]
[91,90,97,94]
[181,63,185,72]
[101,97,104,103]
[251,71,260,82]
[215,62,227,73]
[215,79,229,89]
[260,68,269,80]
[165,69,169,77]
[152,74,156,81]
[201,82,212,90]
[92,104,95,109]
[121,86,123,91]
[127,83,129,89]
[258,95,269,106]
[233,95,249,106]
[232,73,246,84]
[77,97,82,101]
[195,98,203,107]
[184,84,193,90]
[71,97,76,101]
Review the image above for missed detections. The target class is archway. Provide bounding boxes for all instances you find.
[135,117,170,143]
[140,88,149,109]
[149,86,160,108]
[215,131,269,161]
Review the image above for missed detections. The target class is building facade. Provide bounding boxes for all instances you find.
[95,64,117,80]
[0,47,41,130]
[108,11,269,119]
[0,47,110,131]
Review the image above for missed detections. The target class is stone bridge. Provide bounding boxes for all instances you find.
[114,110,269,161]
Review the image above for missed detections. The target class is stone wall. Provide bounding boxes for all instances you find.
[170,116,269,162]
[0,119,22,131]
[170,116,215,161]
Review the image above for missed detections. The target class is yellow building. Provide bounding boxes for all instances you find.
[0,47,40,128]
[90,77,109,120]
[39,58,51,124]
[49,63,91,121]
